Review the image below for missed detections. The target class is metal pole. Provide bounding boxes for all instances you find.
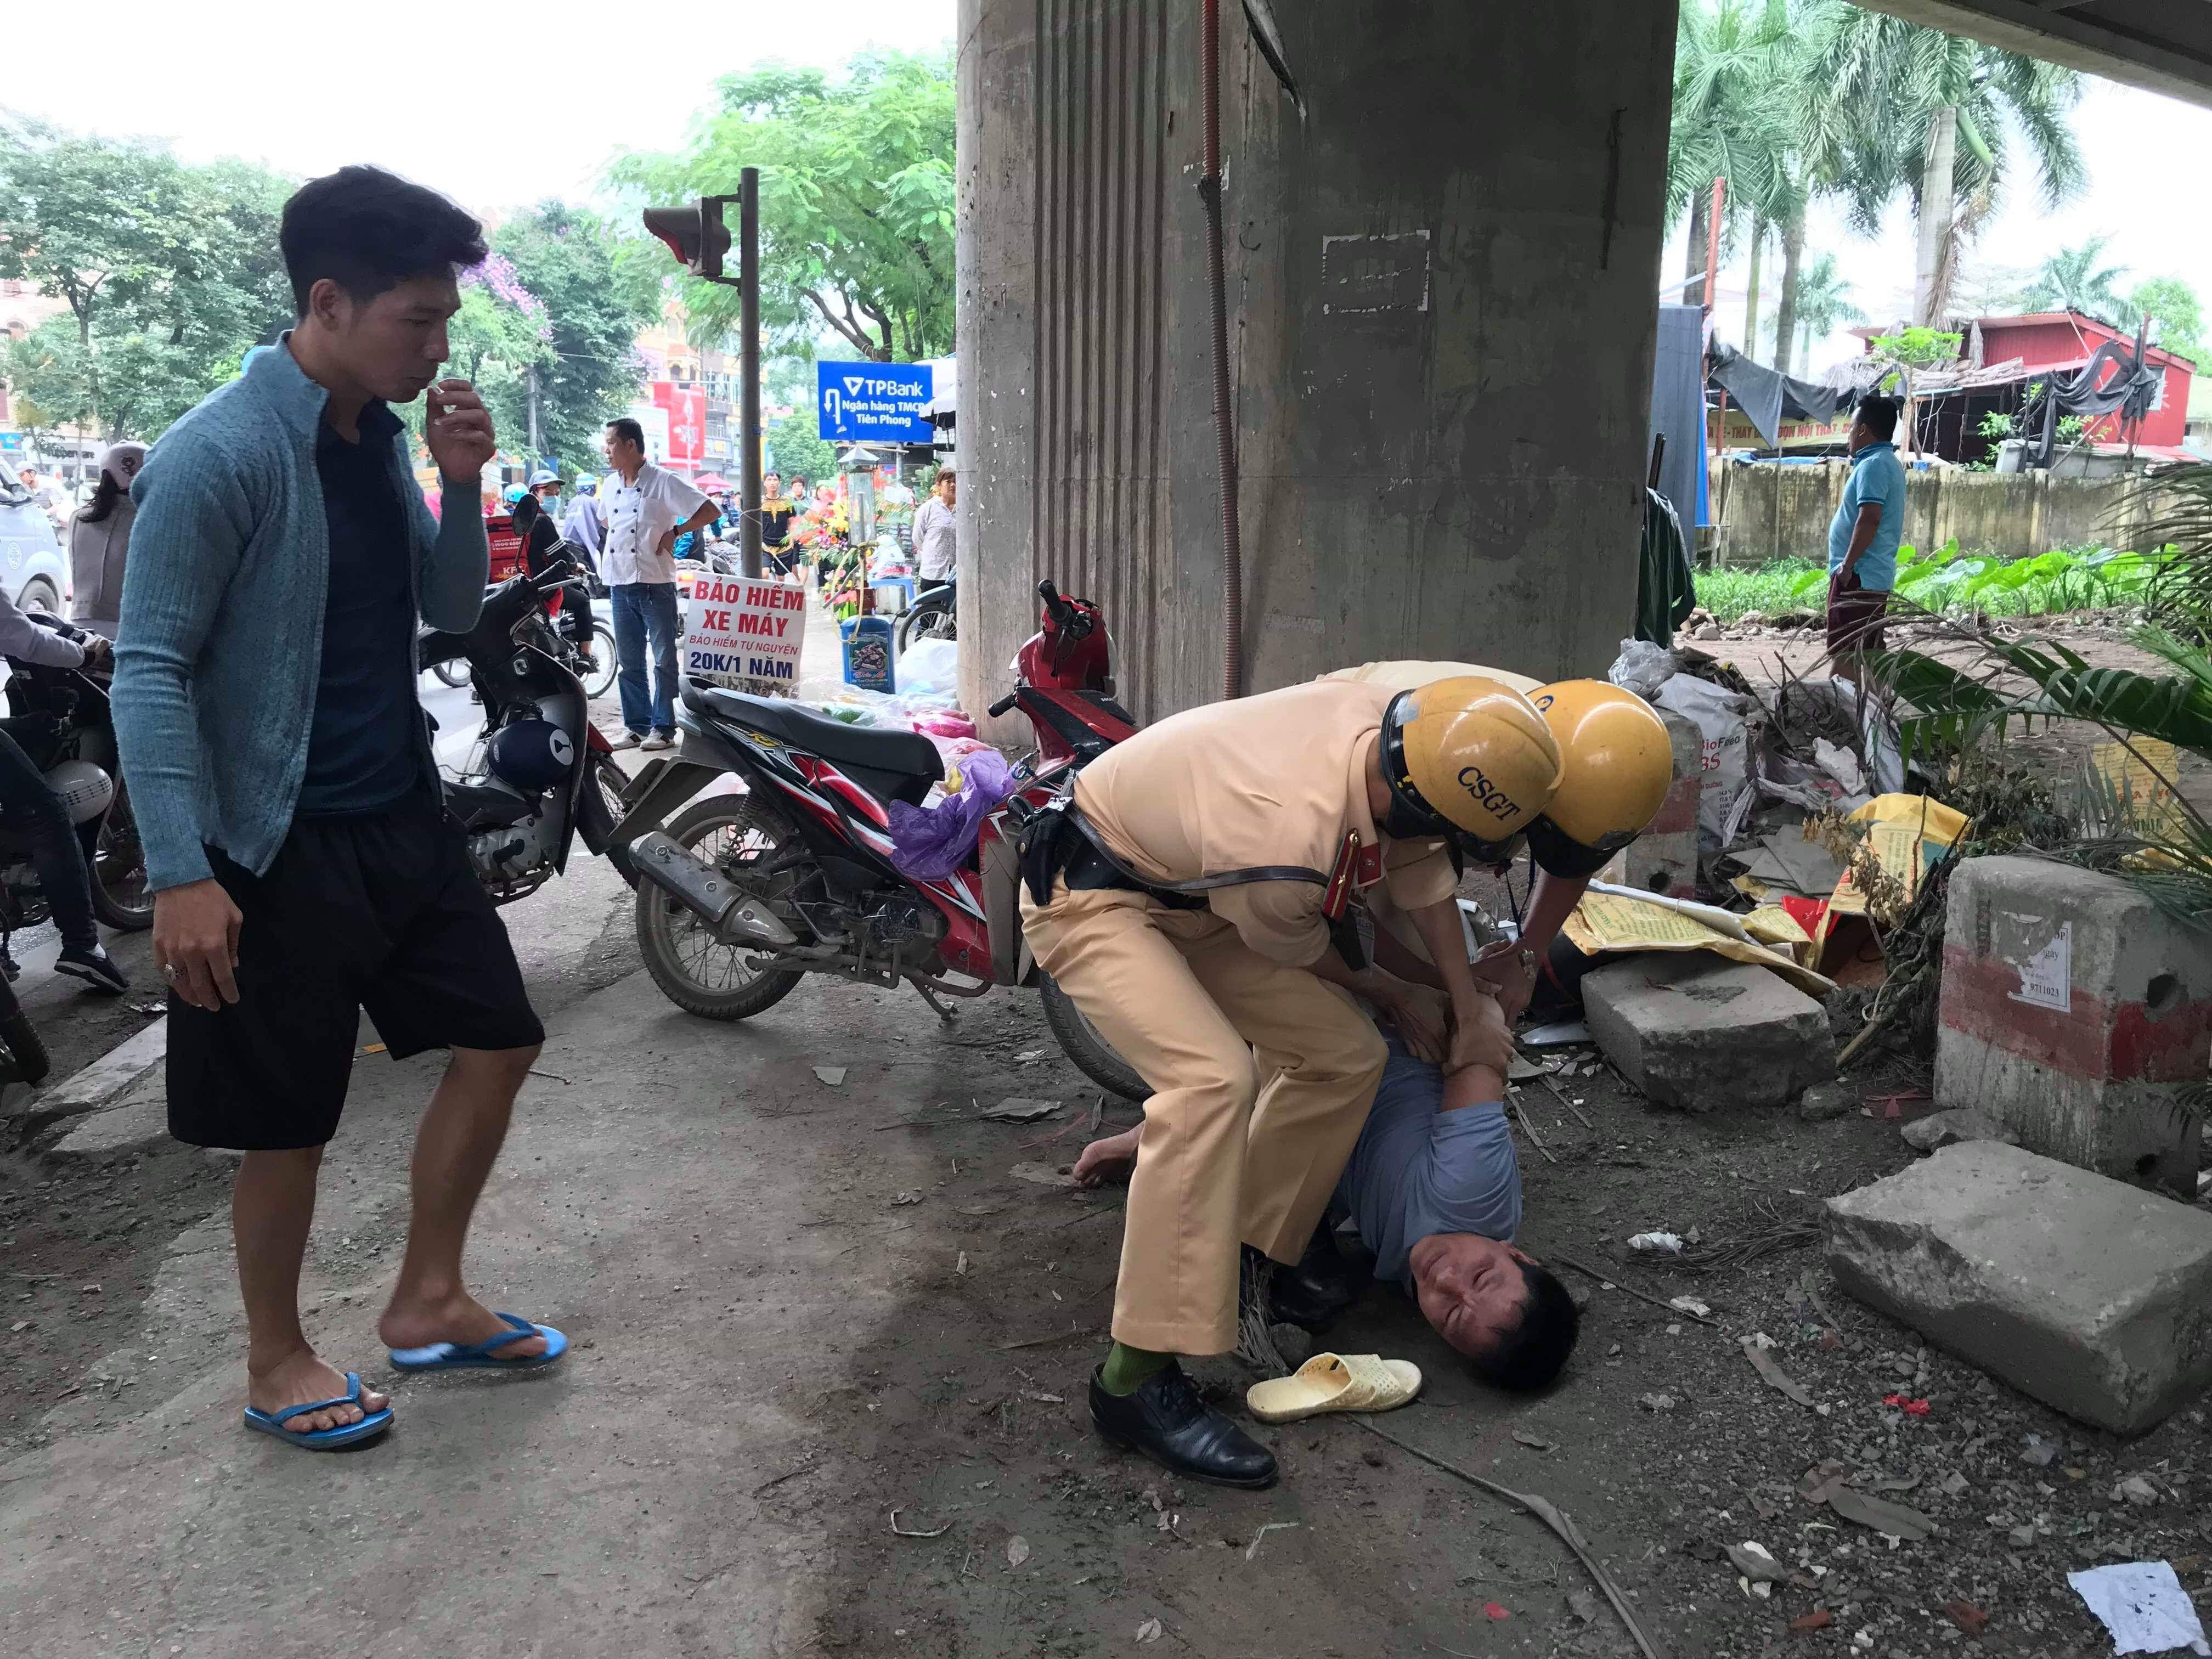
[740,166,764,581]
[527,363,541,456]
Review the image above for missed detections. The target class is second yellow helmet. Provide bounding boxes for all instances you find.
[1523,680,1674,878]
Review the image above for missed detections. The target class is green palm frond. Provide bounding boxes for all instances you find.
[2124,463,2212,631]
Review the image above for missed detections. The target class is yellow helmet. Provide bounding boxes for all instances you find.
[1524,680,1674,878]
[1379,676,1564,850]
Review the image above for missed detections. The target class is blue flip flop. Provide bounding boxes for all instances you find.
[243,1372,393,1451]
[388,1311,568,1374]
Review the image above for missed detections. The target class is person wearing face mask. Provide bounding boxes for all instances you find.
[1018,673,1568,1488]
[69,443,148,640]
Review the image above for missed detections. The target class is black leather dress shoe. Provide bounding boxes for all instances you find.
[1089,1362,1278,1489]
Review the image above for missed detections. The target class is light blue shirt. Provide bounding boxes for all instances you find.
[1827,440,1907,590]
[1333,1039,1521,1282]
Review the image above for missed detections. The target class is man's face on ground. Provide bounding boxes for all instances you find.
[1848,418,1874,455]
[319,273,460,405]
[1409,1234,1533,1363]
[764,474,781,497]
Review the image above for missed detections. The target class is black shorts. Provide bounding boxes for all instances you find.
[167,795,545,1151]
[1826,578,1890,656]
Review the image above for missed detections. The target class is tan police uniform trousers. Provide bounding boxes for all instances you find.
[1022,878,1388,1356]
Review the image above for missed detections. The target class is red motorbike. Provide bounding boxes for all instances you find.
[613,580,1147,1097]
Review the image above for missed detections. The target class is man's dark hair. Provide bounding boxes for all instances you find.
[1471,1262,1580,1391]
[606,417,646,453]
[1856,394,1900,443]
[279,166,486,316]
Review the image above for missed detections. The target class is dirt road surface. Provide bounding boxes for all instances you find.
[3,614,2208,1656]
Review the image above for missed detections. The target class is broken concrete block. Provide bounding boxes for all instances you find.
[1938,856,2209,1193]
[1798,1081,1857,1123]
[1826,1142,2212,1435]
[1583,955,1835,1110]
[1899,1108,2017,1154]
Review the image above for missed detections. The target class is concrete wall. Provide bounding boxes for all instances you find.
[1711,462,2188,567]
[956,0,1680,729]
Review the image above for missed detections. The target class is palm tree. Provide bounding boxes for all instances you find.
[2024,236,2132,325]
[1668,0,1803,334]
[1780,252,1866,371]
[1796,2,2085,329]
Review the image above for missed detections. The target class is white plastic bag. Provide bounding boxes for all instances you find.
[1607,639,1677,701]
[897,635,960,697]
[1652,674,1757,854]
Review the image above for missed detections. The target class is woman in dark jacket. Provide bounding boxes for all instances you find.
[510,492,596,668]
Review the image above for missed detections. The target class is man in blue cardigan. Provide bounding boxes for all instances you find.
[115,167,565,1451]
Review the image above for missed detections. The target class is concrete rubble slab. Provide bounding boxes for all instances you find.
[1583,954,1835,1111]
[1826,1141,2212,1435]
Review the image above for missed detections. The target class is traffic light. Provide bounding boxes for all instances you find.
[642,196,736,284]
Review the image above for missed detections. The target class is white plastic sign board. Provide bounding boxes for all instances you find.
[683,577,808,688]
[2008,920,2073,1014]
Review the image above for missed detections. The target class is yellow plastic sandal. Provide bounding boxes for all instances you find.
[1245,1352,1424,1423]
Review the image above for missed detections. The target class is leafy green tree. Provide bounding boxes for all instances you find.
[493,202,663,468]
[2129,276,2205,365]
[0,119,293,441]
[2024,236,2131,323]
[768,408,836,483]
[1796,2,2084,329]
[1668,0,1802,325]
[612,49,955,363]
[1779,251,1864,369]
[1869,326,1963,454]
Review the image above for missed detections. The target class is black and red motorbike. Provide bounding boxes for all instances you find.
[613,579,1147,1096]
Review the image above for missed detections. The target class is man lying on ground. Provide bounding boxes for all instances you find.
[1075,940,1579,1392]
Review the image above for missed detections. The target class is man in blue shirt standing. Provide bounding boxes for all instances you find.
[1826,393,1909,691]
[117,167,565,1452]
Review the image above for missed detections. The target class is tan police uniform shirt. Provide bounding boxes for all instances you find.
[1071,678,1457,968]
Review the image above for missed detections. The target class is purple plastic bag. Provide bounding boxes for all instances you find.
[887,748,1018,881]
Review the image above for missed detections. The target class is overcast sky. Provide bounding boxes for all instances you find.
[1675,76,2212,375]
[4,0,956,215]
[9,5,2205,382]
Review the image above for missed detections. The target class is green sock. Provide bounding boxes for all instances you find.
[1099,1341,1173,1396]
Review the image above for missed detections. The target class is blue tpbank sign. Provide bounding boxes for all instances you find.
[816,362,934,444]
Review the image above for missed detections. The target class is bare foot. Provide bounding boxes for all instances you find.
[1073,1125,1142,1189]
[379,1291,549,1362]
[249,1344,388,1433]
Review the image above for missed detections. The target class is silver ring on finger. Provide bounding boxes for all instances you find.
[161,962,179,980]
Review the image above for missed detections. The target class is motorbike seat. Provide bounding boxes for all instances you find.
[687,682,945,783]
[445,782,538,832]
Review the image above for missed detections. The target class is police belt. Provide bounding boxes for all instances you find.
[1019,795,1329,912]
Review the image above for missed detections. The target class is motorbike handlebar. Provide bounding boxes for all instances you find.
[988,692,1019,719]
[1037,579,1086,637]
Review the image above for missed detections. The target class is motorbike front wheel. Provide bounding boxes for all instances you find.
[579,623,619,700]
[432,658,471,689]
[1039,973,1148,1102]
[896,595,956,653]
[89,779,155,932]
[635,794,806,1020]
[0,977,50,1085]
